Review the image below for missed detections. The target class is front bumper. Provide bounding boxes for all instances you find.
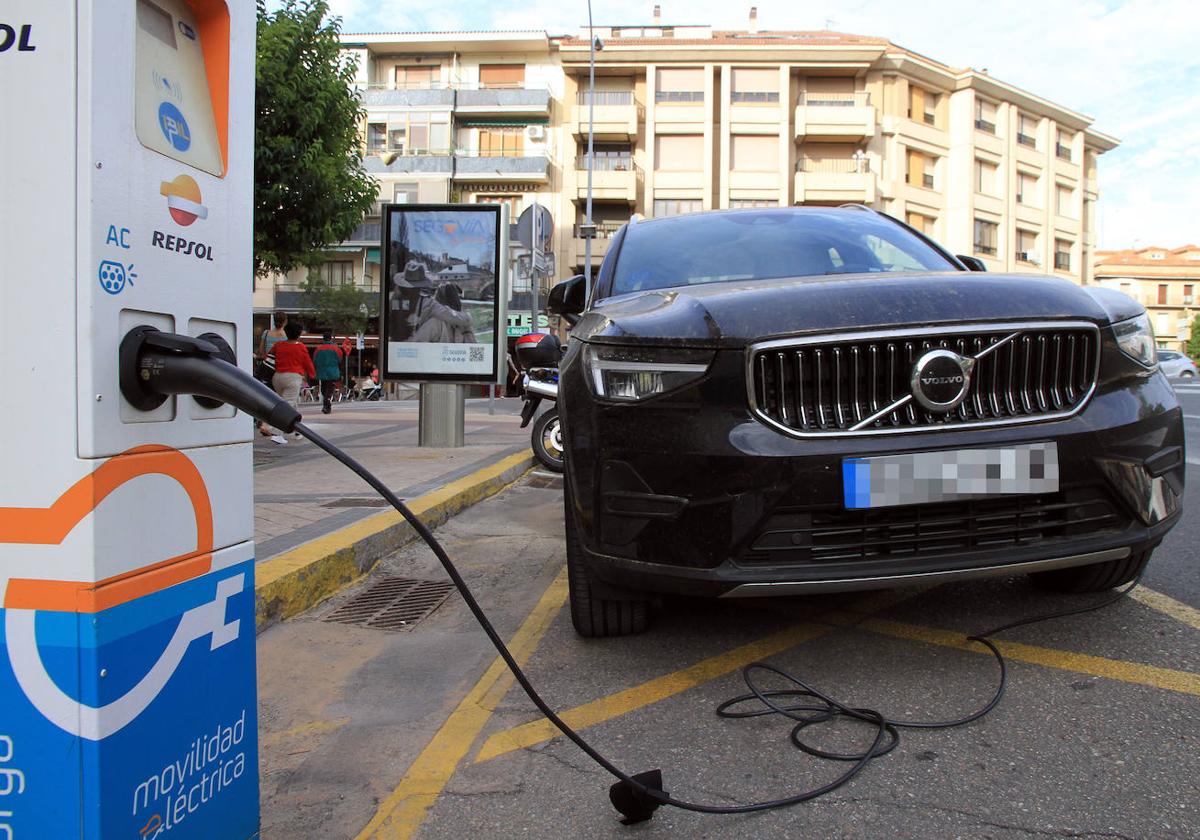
[561,347,1186,599]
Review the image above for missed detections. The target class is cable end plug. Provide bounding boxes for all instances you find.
[609,769,665,825]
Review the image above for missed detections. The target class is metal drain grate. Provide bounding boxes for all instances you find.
[321,497,392,508]
[323,577,455,630]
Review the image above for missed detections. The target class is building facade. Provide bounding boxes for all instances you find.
[1093,246,1200,353]
[253,17,1119,327]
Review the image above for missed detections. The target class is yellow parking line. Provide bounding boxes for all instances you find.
[859,617,1200,697]
[353,568,568,840]
[1130,587,1200,631]
[474,622,831,764]
[475,586,929,764]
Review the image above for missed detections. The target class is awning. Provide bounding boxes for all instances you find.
[457,118,549,127]
[366,247,381,264]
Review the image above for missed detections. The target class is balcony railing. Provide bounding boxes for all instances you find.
[796,157,870,174]
[1017,132,1037,148]
[923,112,937,126]
[1056,143,1073,161]
[655,90,704,103]
[454,151,551,176]
[798,91,870,107]
[975,118,996,134]
[732,90,781,103]
[574,155,636,171]
[922,173,935,189]
[577,90,635,106]
[574,220,625,239]
[1054,252,1071,270]
[974,244,997,256]
[361,84,456,107]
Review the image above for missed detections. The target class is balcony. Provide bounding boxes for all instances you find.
[1017,133,1037,149]
[570,221,623,267]
[363,152,454,175]
[794,156,875,203]
[569,90,642,139]
[795,91,874,140]
[975,118,996,134]
[455,85,551,116]
[360,84,455,108]
[453,151,550,183]
[574,156,640,202]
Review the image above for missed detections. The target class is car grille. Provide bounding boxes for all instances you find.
[748,323,1100,437]
[737,487,1125,567]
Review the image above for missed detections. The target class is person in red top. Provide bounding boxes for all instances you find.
[262,321,314,444]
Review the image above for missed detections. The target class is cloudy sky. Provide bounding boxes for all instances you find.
[326,0,1199,250]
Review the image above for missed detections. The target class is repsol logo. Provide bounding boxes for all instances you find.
[921,375,964,385]
[152,231,214,261]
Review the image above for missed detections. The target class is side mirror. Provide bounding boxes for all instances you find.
[957,255,987,272]
[547,274,587,326]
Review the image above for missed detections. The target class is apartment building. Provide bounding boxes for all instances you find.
[557,14,1116,285]
[1093,246,1200,352]
[254,16,1119,324]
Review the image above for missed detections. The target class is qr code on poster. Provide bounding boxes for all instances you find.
[469,346,485,363]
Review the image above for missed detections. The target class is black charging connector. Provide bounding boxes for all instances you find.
[119,325,300,432]
[116,327,1141,825]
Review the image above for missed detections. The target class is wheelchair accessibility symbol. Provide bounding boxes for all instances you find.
[0,445,230,742]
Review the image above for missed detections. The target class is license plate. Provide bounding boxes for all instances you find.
[843,442,1058,509]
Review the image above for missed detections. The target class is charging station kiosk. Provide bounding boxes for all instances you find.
[0,2,258,836]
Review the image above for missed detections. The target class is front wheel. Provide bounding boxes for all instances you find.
[531,408,564,473]
[1029,549,1152,593]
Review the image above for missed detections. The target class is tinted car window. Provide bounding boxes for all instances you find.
[1159,350,1181,360]
[611,209,959,295]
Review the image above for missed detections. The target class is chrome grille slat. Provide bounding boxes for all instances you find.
[749,322,1100,438]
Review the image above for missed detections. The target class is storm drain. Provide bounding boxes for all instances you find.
[321,497,392,508]
[323,576,455,630]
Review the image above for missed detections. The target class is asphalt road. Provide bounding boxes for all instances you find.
[259,380,1200,840]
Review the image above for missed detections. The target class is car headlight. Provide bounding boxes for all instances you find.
[584,344,713,402]
[1112,313,1158,368]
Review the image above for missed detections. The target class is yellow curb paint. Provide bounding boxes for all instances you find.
[474,622,831,764]
[353,568,568,840]
[1130,587,1200,631]
[859,617,1200,697]
[261,716,351,747]
[254,451,533,628]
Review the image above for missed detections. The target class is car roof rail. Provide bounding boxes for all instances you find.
[837,203,878,214]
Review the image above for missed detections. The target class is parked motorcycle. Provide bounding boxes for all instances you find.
[514,332,564,473]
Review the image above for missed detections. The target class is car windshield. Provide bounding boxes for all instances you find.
[610,209,959,295]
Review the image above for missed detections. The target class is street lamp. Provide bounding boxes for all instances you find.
[583,1,603,302]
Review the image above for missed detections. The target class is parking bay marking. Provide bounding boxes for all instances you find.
[352,567,568,840]
[1131,586,1200,632]
[854,617,1200,697]
[475,587,928,764]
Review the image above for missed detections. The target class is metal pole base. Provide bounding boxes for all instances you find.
[418,383,465,447]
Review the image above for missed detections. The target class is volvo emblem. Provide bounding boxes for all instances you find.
[911,349,976,412]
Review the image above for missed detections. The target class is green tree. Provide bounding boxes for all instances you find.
[298,275,378,335]
[255,0,378,277]
[1187,314,1200,360]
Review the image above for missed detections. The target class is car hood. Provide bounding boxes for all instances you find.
[575,272,1141,347]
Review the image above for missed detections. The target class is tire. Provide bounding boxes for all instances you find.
[1029,549,1152,593]
[564,471,649,637]
[531,408,565,473]
[1181,370,1196,379]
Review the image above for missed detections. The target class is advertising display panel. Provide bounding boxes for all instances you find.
[381,204,508,383]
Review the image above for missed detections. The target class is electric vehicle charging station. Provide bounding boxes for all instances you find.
[0,1,258,836]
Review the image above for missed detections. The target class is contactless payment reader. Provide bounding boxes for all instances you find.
[0,1,258,837]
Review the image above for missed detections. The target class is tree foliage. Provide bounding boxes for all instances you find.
[255,0,378,277]
[298,275,377,335]
[1187,314,1200,360]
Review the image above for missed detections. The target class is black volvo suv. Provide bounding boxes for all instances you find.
[548,207,1184,637]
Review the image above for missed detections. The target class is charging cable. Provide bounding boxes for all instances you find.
[120,327,1143,824]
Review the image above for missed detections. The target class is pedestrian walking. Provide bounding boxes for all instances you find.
[313,330,344,414]
[264,321,314,444]
[255,311,289,436]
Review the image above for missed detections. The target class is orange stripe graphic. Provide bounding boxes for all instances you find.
[0,445,214,613]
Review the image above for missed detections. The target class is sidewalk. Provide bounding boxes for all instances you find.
[251,397,535,628]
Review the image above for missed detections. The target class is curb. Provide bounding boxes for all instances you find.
[253,450,535,631]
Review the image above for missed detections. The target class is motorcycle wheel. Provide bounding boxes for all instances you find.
[531,408,564,473]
